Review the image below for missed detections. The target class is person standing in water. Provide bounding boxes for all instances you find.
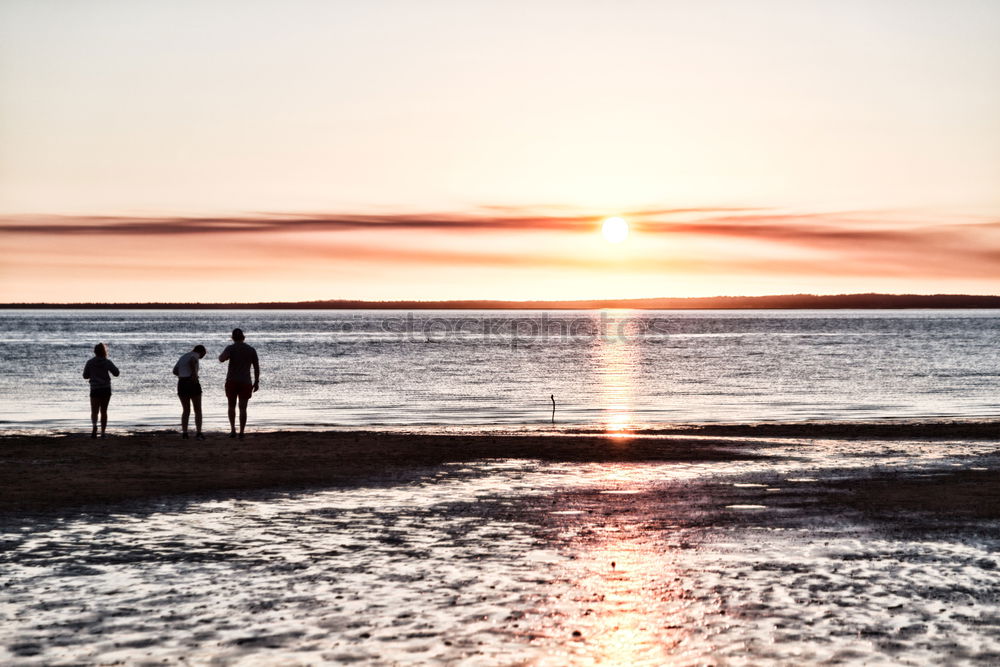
[219,328,259,439]
[173,344,207,440]
[83,342,120,438]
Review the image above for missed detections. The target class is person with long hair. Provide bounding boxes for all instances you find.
[173,344,207,440]
[83,342,120,438]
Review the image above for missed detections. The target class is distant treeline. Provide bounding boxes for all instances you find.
[3,293,1000,310]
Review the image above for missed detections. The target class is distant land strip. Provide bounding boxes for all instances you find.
[3,294,1000,310]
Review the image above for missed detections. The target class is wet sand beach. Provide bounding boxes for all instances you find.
[2,421,998,512]
[0,429,773,512]
[2,423,1000,664]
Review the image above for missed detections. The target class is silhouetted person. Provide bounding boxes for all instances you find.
[173,344,207,440]
[219,328,259,438]
[83,342,120,438]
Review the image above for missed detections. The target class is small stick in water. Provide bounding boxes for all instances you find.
[551,394,556,424]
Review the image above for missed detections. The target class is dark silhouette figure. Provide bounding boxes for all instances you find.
[219,328,259,439]
[173,344,207,440]
[83,343,120,438]
[551,394,556,424]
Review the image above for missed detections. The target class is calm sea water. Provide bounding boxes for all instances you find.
[0,309,997,432]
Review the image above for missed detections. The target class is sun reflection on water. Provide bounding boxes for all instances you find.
[595,313,641,437]
[582,545,687,664]
[523,461,717,665]
[529,528,698,666]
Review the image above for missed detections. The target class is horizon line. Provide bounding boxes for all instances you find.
[3,293,1000,310]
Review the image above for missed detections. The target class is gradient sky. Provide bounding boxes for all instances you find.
[1,0,999,302]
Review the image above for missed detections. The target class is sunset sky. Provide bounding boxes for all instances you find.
[2,0,999,302]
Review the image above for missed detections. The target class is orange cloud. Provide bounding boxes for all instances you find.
[2,208,998,293]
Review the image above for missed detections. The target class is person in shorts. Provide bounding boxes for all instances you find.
[173,344,207,440]
[83,342,120,438]
[218,328,259,438]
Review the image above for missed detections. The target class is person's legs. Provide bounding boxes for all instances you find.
[238,397,249,436]
[99,394,111,436]
[192,394,203,436]
[225,381,238,436]
[227,396,237,435]
[90,394,99,437]
[180,395,191,437]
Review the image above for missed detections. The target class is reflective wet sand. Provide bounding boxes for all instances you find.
[2,437,999,665]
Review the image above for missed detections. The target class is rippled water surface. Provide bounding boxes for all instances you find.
[2,438,999,665]
[0,309,998,432]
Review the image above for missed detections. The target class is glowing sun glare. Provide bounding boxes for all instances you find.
[601,217,629,243]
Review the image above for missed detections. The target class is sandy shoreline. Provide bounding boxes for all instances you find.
[2,421,998,512]
[0,430,767,512]
[625,419,1000,440]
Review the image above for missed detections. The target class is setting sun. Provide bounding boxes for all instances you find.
[601,217,629,244]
